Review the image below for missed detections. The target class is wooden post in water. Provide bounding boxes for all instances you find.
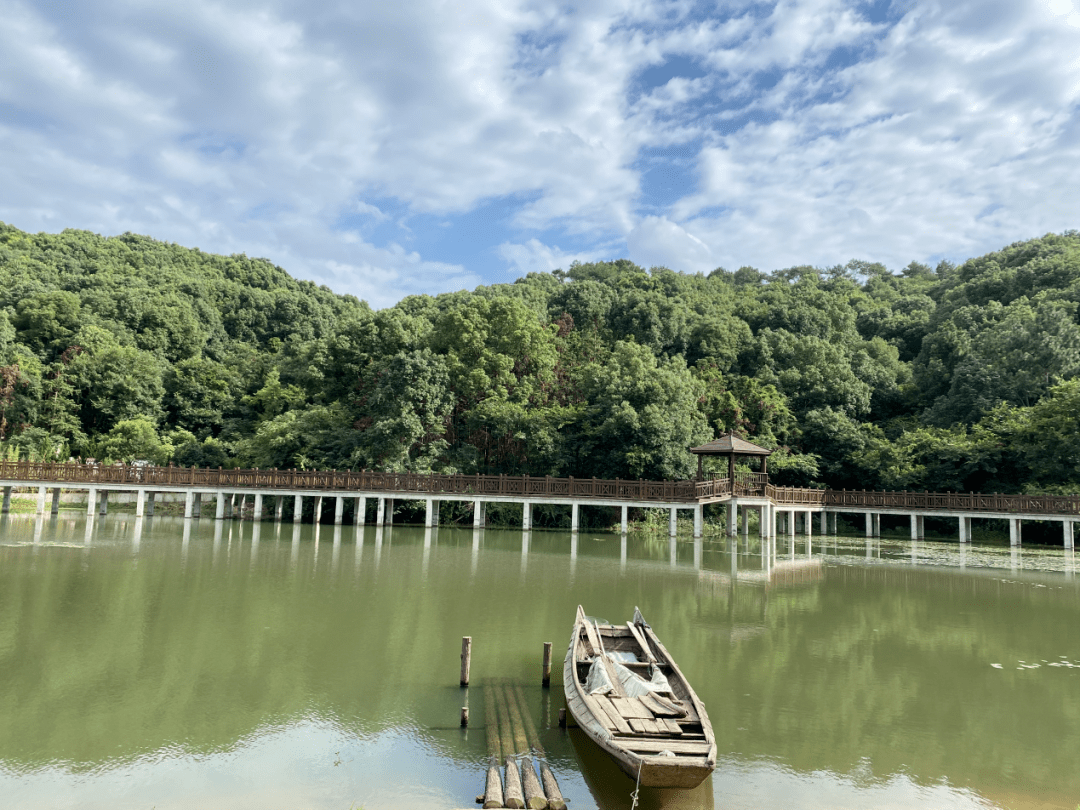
[541,642,552,688]
[461,637,472,686]
[502,683,545,809]
[461,706,469,727]
[483,685,505,809]
[512,684,566,810]
[558,708,566,728]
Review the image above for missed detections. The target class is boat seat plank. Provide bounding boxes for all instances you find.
[625,740,713,754]
[660,718,683,735]
[610,696,653,720]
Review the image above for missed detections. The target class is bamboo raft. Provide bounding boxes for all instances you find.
[563,606,716,788]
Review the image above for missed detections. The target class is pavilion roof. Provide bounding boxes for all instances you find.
[689,432,772,456]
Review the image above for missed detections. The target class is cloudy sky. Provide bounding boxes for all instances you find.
[2,0,1079,307]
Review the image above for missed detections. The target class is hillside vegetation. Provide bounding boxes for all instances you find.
[2,221,1079,497]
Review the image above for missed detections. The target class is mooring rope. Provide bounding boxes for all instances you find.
[629,759,643,810]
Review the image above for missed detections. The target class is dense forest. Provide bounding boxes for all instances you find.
[2,220,1079,500]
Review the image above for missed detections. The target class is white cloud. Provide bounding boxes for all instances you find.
[0,0,1077,304]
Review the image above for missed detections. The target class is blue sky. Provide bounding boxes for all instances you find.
[1,0,1079,307]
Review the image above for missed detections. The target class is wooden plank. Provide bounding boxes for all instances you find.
[628,718,649,734]
[640,692,687,718]
[660,718,683,735]
[625,622,656,663]
[592,695,633,734]
[624,739,713,754]
[577,607,601,657]
[610,696,653,720]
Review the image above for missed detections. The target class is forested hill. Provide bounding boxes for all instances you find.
[2,221,1079,497]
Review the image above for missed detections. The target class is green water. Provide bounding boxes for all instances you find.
[1,513,1079,810]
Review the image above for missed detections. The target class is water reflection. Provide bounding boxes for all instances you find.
[0,515,1079,810]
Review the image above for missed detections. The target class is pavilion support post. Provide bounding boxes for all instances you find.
[426,498,436,528]
[874,513,881,537]
[917,514,925,539]
[184,491,194,518]
[216,493,226,520]
[86,487,97,517]
[572,503,580,533]
[98,490,108,516]
[787,510,795,538]
[668,507,678,537]
[1064,520,1074,549]
[273,496,283,521]
[694,504,703,538]
[1010,518,1021,547]
[51,487,61,515]
[620,505,628,534]
[385,498,394,525]
[473,500,485,528]
[820,511,827,535]
[35,485,47,515]
[356,496,366,526]
[334,496,344,525]
[376,498,386,526]
[253,493,263,522]
[726,501,737,536]
[910,514,919,541]
[135,489,145,518]
[225,494,234,519]
[958,515,967,543]
[146,492,155,516]
[741,506,749,536]
[193,494,201,517]
[314,496,324,524]
[522,502,531,531]
[865,513,873,538]
[805,510,812,539]
[293,494,303,522]
[2,486,11,514]
[759,505,768,539]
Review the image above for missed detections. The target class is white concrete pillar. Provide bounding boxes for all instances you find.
[86,487,97,517]
[184,491,194,518]
[620,504,628,534]
[1010,518,1021,546]
[355,496,366,526]
[146,492,155,516]
[522,501,531,531]
[1,486,11,513]
[250,493,261,521]
[35,485,47,514]
[572,503,580,533]
[216,493,226,520]
[1064,520,1074,549]
[910,514,918,540]
[805,510,812,538]
[694,504,704,538]
[726,501,737,536]
[426,498,436,528]
[334,496,344,525]
[865,512,873,538]
[98,489,108,515]
[376,498,386,526]
[759,505,768,539]
[831,513,839,535]
[958,514,967,543]
[787,510,795,538]
[313,496,324,524]
[820,511,828,534]
[192,494,201,517]
[472,499,485,528]
[135,489,146,518]
[385,498,394,525]
[741,506,749,536]
[293,494,303,521]
[51,487,61,515]
[917,514,925,539]
[669,507,678,536]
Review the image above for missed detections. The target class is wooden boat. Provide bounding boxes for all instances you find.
[563,606,716,788]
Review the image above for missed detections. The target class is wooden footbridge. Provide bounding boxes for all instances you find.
[0,460,1076,547]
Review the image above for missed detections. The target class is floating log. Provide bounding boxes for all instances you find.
[542,642,552,687]
[461,637,472,686]
[495,685,524,809]
[502,684,545,809]
[512,684,566,810]
[483,686,504,809]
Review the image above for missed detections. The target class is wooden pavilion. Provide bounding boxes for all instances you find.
[689,432,772,482]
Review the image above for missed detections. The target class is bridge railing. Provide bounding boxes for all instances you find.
[0,462,707,504]
[2,461,1078,515]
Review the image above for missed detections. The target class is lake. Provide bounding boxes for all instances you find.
[1,512,1078,810]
